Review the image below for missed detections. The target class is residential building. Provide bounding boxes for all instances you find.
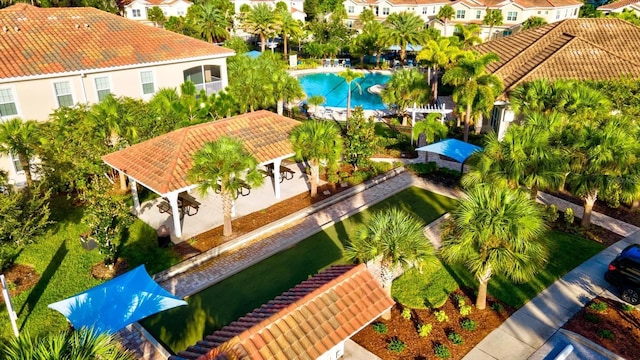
[234,0,306,21]
[597,0,640,15]
[472,18,640,138]
[343,0,582,39]
[0,4,234,187]
[119,0,192,25]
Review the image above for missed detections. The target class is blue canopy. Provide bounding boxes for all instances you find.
[245,50,262,59]
[48,265,187,334]
[415,138,482,163]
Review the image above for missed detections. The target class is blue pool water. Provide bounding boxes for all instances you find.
[299,72,390,110]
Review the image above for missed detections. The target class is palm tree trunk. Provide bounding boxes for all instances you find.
[346,83,352,122]
[310,162,319,197]
[432,66,439,102]
[360,54,365,67]
[530,184,539,201]
[277,99,284,116]
[119,171,127,191]
[632,199,640,212]
[260,33,266,52]
[222,190,233,236]
[581,193,597,228]
[401,47,406,65]
[20,156,34,188]
[476,280,488,310]
[444,20,448,37]
[376,53,381,68]
[284,33,288,58]
[464,102,472,142]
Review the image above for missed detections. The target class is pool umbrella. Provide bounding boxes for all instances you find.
[48,265,187,334]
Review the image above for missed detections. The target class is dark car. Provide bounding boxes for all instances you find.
[604,244,640,305]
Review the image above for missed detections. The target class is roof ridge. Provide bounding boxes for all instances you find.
[162,127,191,193]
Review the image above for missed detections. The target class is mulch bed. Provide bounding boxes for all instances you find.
[563,296,640,359]
[0,264,39,303]
[546,190,640,228]
[351,289,515,360]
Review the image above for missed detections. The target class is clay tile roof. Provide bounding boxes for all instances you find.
[472,18,640,97]
[101,111,300,194]
[0,4,232,80]
[169,264,395,360]
[598,0,640,10]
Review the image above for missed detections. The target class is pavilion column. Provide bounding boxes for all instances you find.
[166,192,182,239]
[273,159,282,199]
[128,177,140,213]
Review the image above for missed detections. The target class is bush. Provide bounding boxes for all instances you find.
[346,170,370,185]
[597,329,615,340]
[0,245,21,272]
[448,332,464,345]
[401,308,412,320]
[434,344,451,359]
[406,162,437,176]
[370,161,393,175]
[490,303,503,312]
[564,207,574,225]
[589,301,608,312]
[434,310,449,323]
[584,313,601,323]
[387,337,407,353]
[621,303,636,312]
[418,323,432,337]
[372,322,388,334]
[546,204,559,222]
[459,304,472,316]
[461,319,478,331]
[0,185,53,246]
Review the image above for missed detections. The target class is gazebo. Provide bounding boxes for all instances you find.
[102,110,300,239]
[415,138,483,172]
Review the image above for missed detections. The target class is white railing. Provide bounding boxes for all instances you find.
[194,80,223,95]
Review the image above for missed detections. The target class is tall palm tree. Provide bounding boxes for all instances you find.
[482,9,503,40]
[307,95,325,119]
[192,3,230,43]
[272,69,304,116]
[188,136,264,236]
[0,118,40,188]
[437,5,455,36]
[440,185,548,309]
[344,207,433,290]
[381,69,430,125]
[338,68,364,121]
[442,51,503,142]
[244,4,275,52]
[509,79,557,115]
[412,113,448,147]
[380,12,427,65]
[416,37,462,101]
[275,7,302,58]
[289,121,343,197]
[454,24,483,49]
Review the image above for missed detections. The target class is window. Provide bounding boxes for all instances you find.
[545,10,548,14]
[506,11,517,21]
[422,7,428,14]
[456,9,465,19]
[94,77,111,102]
[537,10,541,14]
[132,9,141,17]
[433,6,437,14]
[0,88,18,117]
[555,11,560,19]
[347,20,353,28]
[11,154,23,173]
[348,5,354,13]
[476,10,481,19]
[573,8,577,15]
[565,9,568,17]
[502,29,512,36]
[140,71,155,95]
[54,81,74,108]
[382,7,389,15]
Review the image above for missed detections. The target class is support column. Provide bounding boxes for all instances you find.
[166,192,182,239]
[273,159,282,199]
[411,105,416,146]
[129,177,140,213]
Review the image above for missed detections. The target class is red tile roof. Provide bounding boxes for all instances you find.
[598,0,640,10]
[0,4,233,79]
[472,18,640,97]
[102,111,300,194]
[169,264,394,360]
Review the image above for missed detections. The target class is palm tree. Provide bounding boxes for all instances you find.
[192,3,230,43]
[416,37,462,101]
[244,4,275,52]
[522,16,548,30]
[437,5,455,36]
[272,69,305,116]
[0,118,40,188]
[338,69,364,121]
[188,136,264,236]
[440,185,548,309]
[380,12,427,65]
[454,24,483,49]
[275,7,302,58]
[482,9,503,40]
[509,79,557,115]
[442,51,503,142]
[289,121,343,197]
[381,69,430,125]
[412,113,448,147]
[344,207,433,289]
[307,95,325,119]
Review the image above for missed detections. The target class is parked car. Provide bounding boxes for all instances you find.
[604,244,640,305]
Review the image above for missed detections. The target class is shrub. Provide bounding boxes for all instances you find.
[346,170,370,185]
[589,301,608,312]
[597,329,615,340]
[621,303,636,312]
[546,204,559,222]
[387,337,407,353]
[406,162,437,175]
[372,322,388,334]
[461,319,478,331]
[434,310,449,323]
[327,174,340,185]
[370,161,393,174]
[490,303,503,312]
[564,207,574,225]
[448,332,464,345]
[417,323,432,337]
[459,304,472,316]
[401,308,412,320]
[434,344,451,359]
[0,245,21,272]
[584,313,601,323]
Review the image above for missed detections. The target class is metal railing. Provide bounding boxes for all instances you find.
[194,80,223,95]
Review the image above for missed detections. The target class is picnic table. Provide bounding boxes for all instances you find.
[260,164,295,183]
[156,192,201,217]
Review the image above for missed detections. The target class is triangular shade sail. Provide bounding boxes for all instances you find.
[245,50,262,59]
[415,138,483,164]
[48,265,187,334]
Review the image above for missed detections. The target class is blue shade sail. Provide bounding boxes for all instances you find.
[48,265,187,334]
[415,138,483,164]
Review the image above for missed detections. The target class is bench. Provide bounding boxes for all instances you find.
[157,200,172,214]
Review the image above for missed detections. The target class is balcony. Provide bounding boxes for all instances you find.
[194,79,223,95]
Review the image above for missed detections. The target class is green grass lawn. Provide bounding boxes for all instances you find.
[0,196,180,342]
[141,186,457,354]
[392,230,606,309]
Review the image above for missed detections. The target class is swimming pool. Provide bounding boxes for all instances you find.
[298,72,390,110]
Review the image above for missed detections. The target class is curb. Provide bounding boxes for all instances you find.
[558,329,625,360]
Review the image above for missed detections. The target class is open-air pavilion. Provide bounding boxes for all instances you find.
[102,110,310,241]
[415,138,483,173]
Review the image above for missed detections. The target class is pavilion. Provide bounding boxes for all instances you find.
[102,111,301,239]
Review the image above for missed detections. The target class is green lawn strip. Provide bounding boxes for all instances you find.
[141,187,456,354]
